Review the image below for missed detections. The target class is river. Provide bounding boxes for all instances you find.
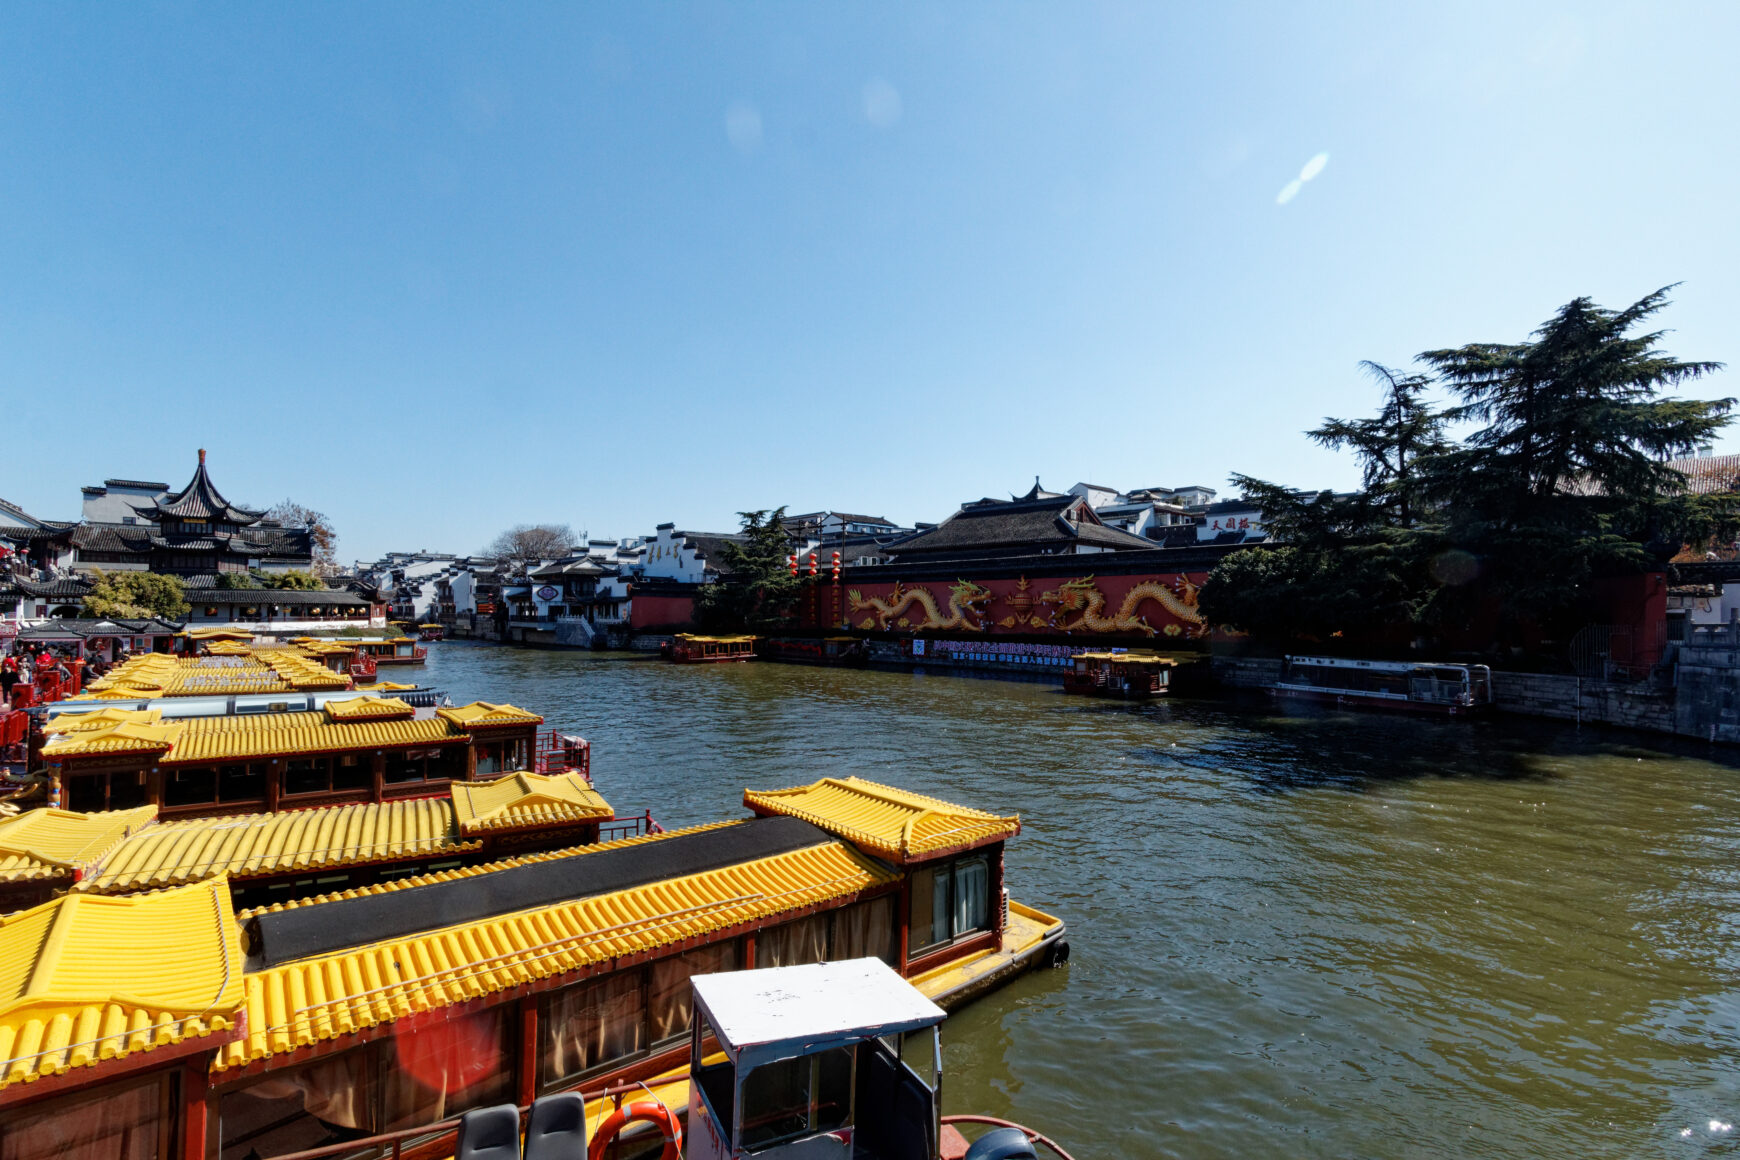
[416,642,1740,1159]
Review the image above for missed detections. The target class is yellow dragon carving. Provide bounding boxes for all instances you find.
[847,579,993,632]
[1039,575,1206,637]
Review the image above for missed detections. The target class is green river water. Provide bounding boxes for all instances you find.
[417,642,1740,1159]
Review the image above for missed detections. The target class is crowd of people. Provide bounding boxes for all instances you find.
[0,644,123,713]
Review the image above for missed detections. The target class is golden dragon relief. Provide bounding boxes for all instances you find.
[847,579,993,631]
[1039,575,1207,637]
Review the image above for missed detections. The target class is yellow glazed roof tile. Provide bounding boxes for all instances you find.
[743,776,1020,863]
[164,715,461,765]
[182,627,255,641]
[42,708,163,734]
[0,807,158,885]
[449,772,613,834]
[75,799,476,896]
[0,878,241,1088]
[215,837,891,1070]
[354,681,416,692]
[40,722,185,759]
[322,696,416,722]
[43,713,467,766]
[73,650,349,699]
[235,821,737,921]
[435,701,544,728]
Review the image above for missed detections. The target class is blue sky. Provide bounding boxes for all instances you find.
[3,3,1736,562]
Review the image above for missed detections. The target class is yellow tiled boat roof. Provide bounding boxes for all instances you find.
[74,798,476,896]
[182,627,256,640]
[676,634,757,644]
[743,776,1019,863]
[215,836,891,1070]
[0,807,157,885]
[355,681,416,692]
[205,640,254,656]
[0,878,241,1088]
[449,772,613,834]
[74,651,349,699]
[236,821,736,920]
[42,713,463,764]
[1074,651,1176,664]
[323,696,416,722]
[42,707,163,733]
[435,701,543,728]
[41,722,184,758]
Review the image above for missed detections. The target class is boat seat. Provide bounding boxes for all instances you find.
[524,1093,587,1160]
[964,1126,1039,1160]
[456,1104,522,1160]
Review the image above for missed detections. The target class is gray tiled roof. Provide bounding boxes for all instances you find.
[889,493,1154,559]
[149,457,264,522]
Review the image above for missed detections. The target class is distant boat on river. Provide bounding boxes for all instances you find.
[1269,655,1493,715]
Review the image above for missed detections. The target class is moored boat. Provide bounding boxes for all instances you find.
[344,635,429,665]
[1269,654,1494,715]
[1062,650,1175,698]
[667,634,758,663]
[0,776,1065,1160]
[417,623,447,642]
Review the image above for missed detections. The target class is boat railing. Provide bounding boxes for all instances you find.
[598,810,664,843]
[941,1115,1080,1160]
[532,730,591,780]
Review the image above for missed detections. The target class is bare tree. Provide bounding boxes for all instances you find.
[484,523,579,560]
[266,499,340,578]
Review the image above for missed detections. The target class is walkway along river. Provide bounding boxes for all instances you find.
[418,643,1740,1160]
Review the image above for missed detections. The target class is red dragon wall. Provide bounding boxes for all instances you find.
[800,572,1212,640]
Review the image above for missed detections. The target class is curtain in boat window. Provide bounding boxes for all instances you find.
[541,972,648,1086]
[760,913,830,967]
[384,1007,512,1129]
[648,942,739,1044]
[1,1075,169,1160]
[953,858,989,938]
[218,1050,379,1160]
[832,896,897,965]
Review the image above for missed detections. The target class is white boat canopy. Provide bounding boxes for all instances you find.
[693,958,945,1066]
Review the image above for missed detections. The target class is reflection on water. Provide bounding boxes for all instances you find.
[421,643,1740,1159]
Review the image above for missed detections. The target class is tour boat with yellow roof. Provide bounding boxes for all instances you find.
[1062,650,1176,698]
[666,634,758,664]
[342,636,429,665]
[0,775,1067,1160]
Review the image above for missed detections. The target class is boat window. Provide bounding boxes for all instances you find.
[909,856,993,956]
[693,1013,735,1138]
[2,1072,172,1160]
[333,753,370,791]
[739,1046,854,1152]
[649,941,739,1043]
[219,1049,381,1160]
[284,757,331,796]
[540,971,648,1086]
[165,767,217,807]
[383,1007,512,1130]
[760,913,830,967]
[65,773,108,813]
[832,895,898,965]
[218,762,267,802]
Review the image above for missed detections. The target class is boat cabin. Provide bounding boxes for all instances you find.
[669,634,758,663]
[417,623,446,641]
[1273,655,1494,715]
[37,698,569,817]
[344,636,428,664]
[1062,651,1175,698]
[688,958,945,1160]
[0,778,1065,1160]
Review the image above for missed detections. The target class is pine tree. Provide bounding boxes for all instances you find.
[697,508,803,631]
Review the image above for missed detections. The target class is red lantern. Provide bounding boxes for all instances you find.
[788,554,798,577]
[831,551,841,579]
[808,553,817,576]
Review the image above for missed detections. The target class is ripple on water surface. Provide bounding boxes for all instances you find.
[421,644,1740,1159]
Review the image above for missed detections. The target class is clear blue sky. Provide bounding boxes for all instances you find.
[4,3,1736,562]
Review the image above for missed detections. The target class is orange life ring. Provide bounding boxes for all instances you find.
[587,1099,682,1160]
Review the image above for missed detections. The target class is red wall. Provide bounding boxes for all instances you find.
[631,594,697,631]
[802,571,1213,640]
